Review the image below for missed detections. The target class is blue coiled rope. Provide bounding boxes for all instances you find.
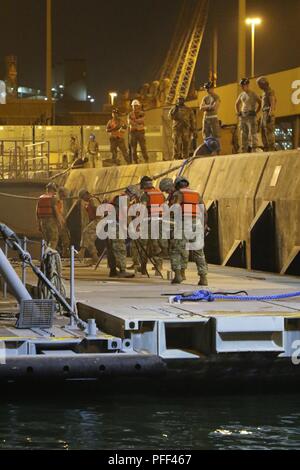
[171,290,300,304]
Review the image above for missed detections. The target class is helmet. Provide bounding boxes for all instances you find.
[58,186,69,197]
[112,108,120,114]
[176,96,185,105]
[140,176,153,190]
[46,182,57,192]
[174,176,189,189]
[89,133,95,140]
[204,137,220,153]
[204,81,214,90]
[78,189,89,199]
[159,178,174,192]
[125,185,140,197]
[240,78,250,86]
[257,76,269,86]
[132,99,141,107]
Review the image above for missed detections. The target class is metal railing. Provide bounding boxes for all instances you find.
[0,140,50,179]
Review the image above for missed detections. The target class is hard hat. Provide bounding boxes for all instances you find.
[89,133,96,139]
[159,178,174,192]
[140,176,153,189]
[78,189,89,199]
[257,76,269,86]
[46,182,57,192]
[240,78,250,86]
[204,81,214,90]
[204,137,220,153]
[125,185,140,197]
[132,99,141,107]
[176,96,185,104]
[174,176,189,189]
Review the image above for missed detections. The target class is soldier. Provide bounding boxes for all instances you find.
[128,100,149,164]
[169,176,208,286]
[70,135,80,162]
[257,76,277,151]
[200,81,221,141]
[159,178,175,204]
[169,97,196,160]
[106,189,134,279]
[57,187,71,258]
[106,109,130,165]
[86,133,99,168]
[125,185,143,272]
[235,78,261,153]
[139,176,166,276]
[36,182,64,251]
[77,189,100,264]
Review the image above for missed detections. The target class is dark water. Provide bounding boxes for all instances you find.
[0,392,300,450]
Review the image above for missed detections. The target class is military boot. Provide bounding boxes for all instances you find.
[198,274,208,286]
[181,269,186,281]
[117,271,135,279]
[171,270,182,284]
[109,268,118,278]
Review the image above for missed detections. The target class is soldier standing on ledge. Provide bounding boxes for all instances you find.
[106,108,130,165]
[200,81,221,141]
[257,76,277,152]
[128,100,149,164]
[169,97,196,160]
[235,78,261,153]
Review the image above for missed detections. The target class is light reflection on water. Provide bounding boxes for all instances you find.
[0,393,300,450]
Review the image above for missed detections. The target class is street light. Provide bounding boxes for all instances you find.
[246,18,262,77]
[109,92,117,106]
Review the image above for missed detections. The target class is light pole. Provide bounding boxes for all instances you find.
[246,18,262,77]
[109,92,117,106]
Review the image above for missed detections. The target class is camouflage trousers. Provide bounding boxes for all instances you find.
[172,128,190,160]
[80,219,99,262]
[239,115,258,153]
[129,131,149,163]
[169,228,208,276]
[40,218,59,250]
[107,238,127,272]
[110,137,130,165]
[59,224,70,258]
[202,117,220,139]
[261,113,276,151]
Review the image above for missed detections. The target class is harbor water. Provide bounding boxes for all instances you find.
[0,392,299,450]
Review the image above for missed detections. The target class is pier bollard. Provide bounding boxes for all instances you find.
[87,319,98,337]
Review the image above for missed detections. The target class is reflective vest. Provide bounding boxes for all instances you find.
[107,118,125,138]
[85,200,97,222]
[180,189,200,217]
[129,111,145,132]
[144,187,165,218]
[36,194,55,219]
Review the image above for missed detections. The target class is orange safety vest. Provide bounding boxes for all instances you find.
[107,119,125,139]
[85,200,97,222]
[180,189,200,217]
[36,194,55,219]
[144,187,165,218]
[129,111,145,132]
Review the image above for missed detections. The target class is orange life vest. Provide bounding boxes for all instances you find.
[107,119,125,138]
[180,189,200,217]
[144,187,165,218]
[85,200,97,222]
[36,194,55,219]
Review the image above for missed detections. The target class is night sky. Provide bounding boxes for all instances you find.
[1,0,299,107]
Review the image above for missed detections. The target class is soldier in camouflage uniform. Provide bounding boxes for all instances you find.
[200,81,221,141]
[257,76,277,151]
[169,176,208,286]
[169,97,196,160]
[36,182,63,251]
[106,189,134,278]
[78,189,100,264]
[138,176,166,276]
[235,78,261,153]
